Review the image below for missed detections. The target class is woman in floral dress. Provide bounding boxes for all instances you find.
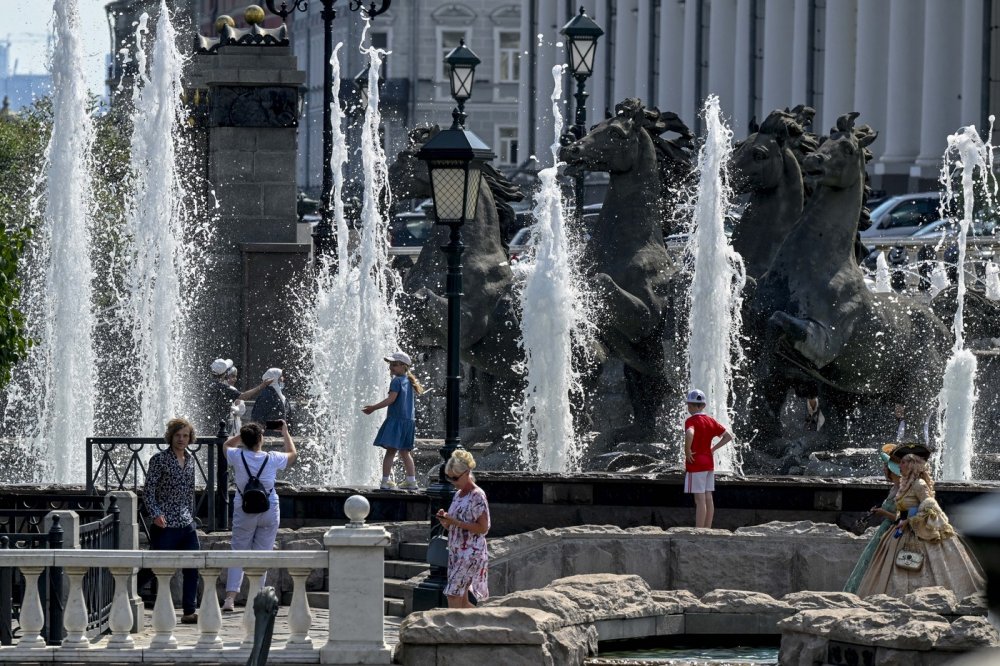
[436,450,491,608]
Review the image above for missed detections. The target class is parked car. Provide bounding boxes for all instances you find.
[859,192,942,239]
[508,226,534,264]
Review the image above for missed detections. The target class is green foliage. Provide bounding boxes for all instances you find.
[0,101,49,388]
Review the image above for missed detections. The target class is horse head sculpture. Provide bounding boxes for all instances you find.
[802,112,877,192]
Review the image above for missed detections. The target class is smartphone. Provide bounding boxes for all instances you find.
[265,419,284,430]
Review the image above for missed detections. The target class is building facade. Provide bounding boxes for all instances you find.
[520,0,1000,193]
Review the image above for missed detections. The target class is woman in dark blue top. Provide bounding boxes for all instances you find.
[362,351,425,490]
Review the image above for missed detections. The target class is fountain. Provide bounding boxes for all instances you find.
[303,32,399,486]
[0,0,97,484]
[684,95,745,473]
[517,66,593,473]
[936,123,996,481]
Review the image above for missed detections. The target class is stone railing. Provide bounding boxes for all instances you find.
[0,495,391,664]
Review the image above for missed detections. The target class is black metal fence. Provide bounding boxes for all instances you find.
[85,426,229,534]
[80,498,119,636]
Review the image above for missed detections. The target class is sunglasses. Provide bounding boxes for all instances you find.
[446,471,467,482]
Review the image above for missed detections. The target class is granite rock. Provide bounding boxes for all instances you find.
[778,631,827,666]
[700,589,794,613]
[483,574,665,624]
[781,590,874,611]
[902,586,958,615]
[399,607,560,645]
[777,608,877,635]
[735,520,852,537]
[934,616,1000,651]
[955,593,989,617]
[827,610,950,650]
[864,594,912,612]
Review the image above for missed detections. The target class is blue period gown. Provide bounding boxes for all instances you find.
[843,487,897,594]
[373,375,415,451]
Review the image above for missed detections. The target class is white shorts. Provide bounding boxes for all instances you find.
[684,471,715,494]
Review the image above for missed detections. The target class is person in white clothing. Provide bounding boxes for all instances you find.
[221,420,297,612]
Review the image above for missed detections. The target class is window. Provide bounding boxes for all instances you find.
[496,30,520,83]
[438,29,470,81]
[884,199,939,230]
[371,30,390,79]
[497,127,518,165]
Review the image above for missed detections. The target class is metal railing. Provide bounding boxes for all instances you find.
[79,498,119,636]
[0,515,64,646]
[85,428,229,533]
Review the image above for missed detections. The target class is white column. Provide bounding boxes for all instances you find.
[877,0,925,176]
[820,0,857,133]
[286,568,314,647]
[517,0,533,165]
[16,567,46,649]
[195,568,224,648]
[914,0,963,174]
[658,0,686,114]
[854,0,890,163]
[680,0,701,122]
[733,0,754,134]
[761,0,795,115]
[149,568,178,649]
[241,566,266,646]
[707,0,738,120]
[635,0,653,101]
[614,0,639,104]
[321,497,392,665]
[589,0,610,121]
[62,567,89,649]
[535,0,558,165]
[960,0,985,128]
[107,568,136,649]
[790,0,811,105]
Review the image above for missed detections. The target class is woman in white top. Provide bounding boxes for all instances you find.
[221,420,297,612]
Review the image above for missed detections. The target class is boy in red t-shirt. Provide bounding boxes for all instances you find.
[683,389,733,528]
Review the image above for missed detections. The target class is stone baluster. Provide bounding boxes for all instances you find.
[61,566,90,649]
[149,568,178,649]
[321,495,392,665]
[196,568,224,649]
[16,567,46,649]
[286,568,313,647]
[107,567,135,648]
[241,566,267,646]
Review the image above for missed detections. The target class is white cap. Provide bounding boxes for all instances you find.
[262,367,283,382]
[384,351,412,366]
[686,389,707,404]
[210,358,234,376]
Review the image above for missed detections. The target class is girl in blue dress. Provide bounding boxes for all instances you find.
[362,351,425,489]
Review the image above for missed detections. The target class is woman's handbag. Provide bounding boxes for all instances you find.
[427,534,449,568]
[895,530,925,572]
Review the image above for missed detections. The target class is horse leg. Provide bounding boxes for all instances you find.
[613,365,668,443]
[594,273,662,342]
[768,311,839,368]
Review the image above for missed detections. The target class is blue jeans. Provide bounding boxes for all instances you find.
[149,523,200,615]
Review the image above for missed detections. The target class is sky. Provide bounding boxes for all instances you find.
[0,0,111,99]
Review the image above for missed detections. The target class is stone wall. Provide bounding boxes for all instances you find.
[483,521,869,601]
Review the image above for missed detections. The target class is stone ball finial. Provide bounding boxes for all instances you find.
[244,5,266,25]
[214,14,235,34]
[344,495,370,527]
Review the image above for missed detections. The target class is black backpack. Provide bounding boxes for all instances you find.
[239,451,271,514]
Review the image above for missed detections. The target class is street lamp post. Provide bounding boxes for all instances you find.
[264,0,392,266]
[411,40,494,611]
[560,7,603,222]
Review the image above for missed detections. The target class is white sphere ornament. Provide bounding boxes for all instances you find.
[344,495,370,527]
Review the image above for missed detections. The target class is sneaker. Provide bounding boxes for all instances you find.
[379,480,396,490]
[180,613,198,624]
[221,597,235,613]
[398,480,419,490]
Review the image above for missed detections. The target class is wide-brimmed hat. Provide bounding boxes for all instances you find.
[890,442,931,461]
[878,448,901,476]
[210,358,234,376]
[384,351,413,366]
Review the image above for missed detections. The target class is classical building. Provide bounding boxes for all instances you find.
[519,0,1000,193]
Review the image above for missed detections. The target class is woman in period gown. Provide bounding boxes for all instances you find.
[856,452,985,599]
[844,448,900,594]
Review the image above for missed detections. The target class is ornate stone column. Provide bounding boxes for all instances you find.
[613,0,639,106]
[588,0,610,120]
[790,0,811,106]
[733,0,755,134]
[761,0,795,115]
[680,0,702,123]
[913,0,963,185]
[961,0,986,128]
[707,0,738,121]
[820,0,857,133]
[854,0,890,164]
[635,0,653,101]
[658,0,686,114]
[876,0,925,190]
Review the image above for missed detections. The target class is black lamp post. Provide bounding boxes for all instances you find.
[264,0,392,266]
[560,7,603,222]
[411,40,494,611]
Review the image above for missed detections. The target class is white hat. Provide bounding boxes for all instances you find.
[262,367,283,382]
[686,389,707,404]
[210,358,234,376]
[383,351,412,366]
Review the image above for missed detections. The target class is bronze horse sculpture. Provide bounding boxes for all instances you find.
[746,113,951,441]
[560,98,694,442]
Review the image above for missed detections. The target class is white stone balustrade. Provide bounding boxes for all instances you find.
[0,496,391,664]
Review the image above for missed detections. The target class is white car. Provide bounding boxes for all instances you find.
[860,192,942,239]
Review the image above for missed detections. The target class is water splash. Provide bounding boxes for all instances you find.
[685,95,746,474]
[304,33,399,486]
[930,262,950,298]
[0,0,97,483]
[935,123,995,481]
[984,261,1000,300]
[873,251,892,293]
[517,65,592,473]
[122,2,194,435]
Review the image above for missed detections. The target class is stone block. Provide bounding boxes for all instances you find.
[210,150,256,183]
[254,151,296,183]
[561,537,617,577]
[260,182,297,218]
[778,631,827,666]
[669,535,792,598]
[617,537,669,589]
[399,607,558,644]
[397,644,554,666]
[237,68,282,85]
[934,616,1000,651]
[902,587,958,615]
[210,126,257,151]
[685,611,787,634]
[255,128,297,151]
[215,183,263,217]
[700,589,793,613]
[505,542,562,593]
[542,483,593,505]
[655,613,685,635]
